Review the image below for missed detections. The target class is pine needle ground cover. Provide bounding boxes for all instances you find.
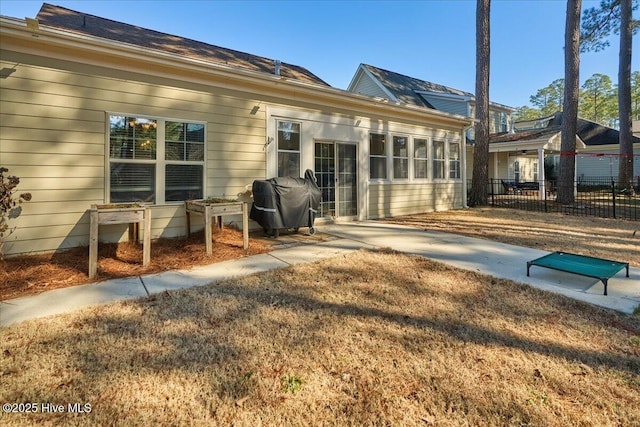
[1,249,639,426]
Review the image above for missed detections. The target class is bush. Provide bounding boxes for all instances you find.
[0,167,32,257]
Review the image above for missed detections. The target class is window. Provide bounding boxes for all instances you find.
[449,142,460,179]
[164,121,205,201]
[277,120,301,177]
[369,133,387,179]
[392,136,408,179]
[108,114,204,204]
[413,138,428,179]
[432,140,445,179]
[501,112,509,132]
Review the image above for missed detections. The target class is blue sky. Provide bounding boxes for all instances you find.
[0,0,636,108]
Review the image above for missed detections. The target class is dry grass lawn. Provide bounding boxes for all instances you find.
[1,248,639,426]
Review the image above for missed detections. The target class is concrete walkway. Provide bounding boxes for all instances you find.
[1,222,639,327]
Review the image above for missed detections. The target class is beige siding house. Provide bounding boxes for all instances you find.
[0,4,471,257]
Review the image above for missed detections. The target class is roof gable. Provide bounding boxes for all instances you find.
[354,64,515,112]
[35,3,329,86]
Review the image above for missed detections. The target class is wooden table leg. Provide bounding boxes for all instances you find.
[142,207,151,267]
[242,202,249,249]
[89,209,98,279]
[204,206,212,255]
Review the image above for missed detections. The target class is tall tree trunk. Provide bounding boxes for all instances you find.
[558,0,582,204]
[469,0,491,207]
[618,0,634,193]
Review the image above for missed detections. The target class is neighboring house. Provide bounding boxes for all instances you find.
[486,113,640,193]
[0,4,471,256]
[347,64,516,139]
[634,120,640,138]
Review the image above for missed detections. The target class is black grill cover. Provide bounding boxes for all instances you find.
[250,169,321,232]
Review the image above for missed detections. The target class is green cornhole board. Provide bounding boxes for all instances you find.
[527,251,629,296]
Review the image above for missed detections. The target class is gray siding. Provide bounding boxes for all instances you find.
[350,73,389,99]
[421,95,468,117]
[577,147,640,179]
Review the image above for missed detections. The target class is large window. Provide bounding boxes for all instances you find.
[277,120,301,177]
[432,140,445,180]
[392,136,408,179]
[109,115,205,204]
[449,142,460,179]
[369,133,387,179]
[413,138,428,179]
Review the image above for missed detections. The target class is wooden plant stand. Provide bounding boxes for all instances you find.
[89,203,151,279]
[185,200,249,254]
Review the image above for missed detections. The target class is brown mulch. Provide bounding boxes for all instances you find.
[0,228,273,301]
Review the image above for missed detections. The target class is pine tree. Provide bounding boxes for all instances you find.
[469,0,491,207]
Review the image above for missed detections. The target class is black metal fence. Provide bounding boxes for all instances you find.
[470,178,640,221]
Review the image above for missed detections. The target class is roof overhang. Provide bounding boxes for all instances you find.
[487,132,587,153]
[0,17,472,130]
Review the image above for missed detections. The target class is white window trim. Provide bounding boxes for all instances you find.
[369,132,389,182]
[411,136,430,181]
[432,139,447,181]
[105,112,206,205]
[276,119,302,177]
[449,141,461,180]
[391,134,410,181]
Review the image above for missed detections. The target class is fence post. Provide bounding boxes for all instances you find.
[611,179,616,219]
[490,179,495,206]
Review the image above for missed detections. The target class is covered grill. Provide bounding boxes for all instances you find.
[250,169,321,237]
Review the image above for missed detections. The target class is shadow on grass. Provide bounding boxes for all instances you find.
[3,250,639,424]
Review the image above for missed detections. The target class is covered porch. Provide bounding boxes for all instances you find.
[466,128,587,200]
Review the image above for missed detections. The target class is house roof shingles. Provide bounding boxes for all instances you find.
[35,3,329,86]
[492,112,640,146]
[361,64,514,111]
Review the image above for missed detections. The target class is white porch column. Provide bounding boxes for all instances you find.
[538,148,545,200]
[462,126,468,208]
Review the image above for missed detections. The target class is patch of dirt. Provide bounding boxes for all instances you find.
[0,228,276,301]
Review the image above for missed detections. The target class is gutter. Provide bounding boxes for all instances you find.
[0,16,472,130]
